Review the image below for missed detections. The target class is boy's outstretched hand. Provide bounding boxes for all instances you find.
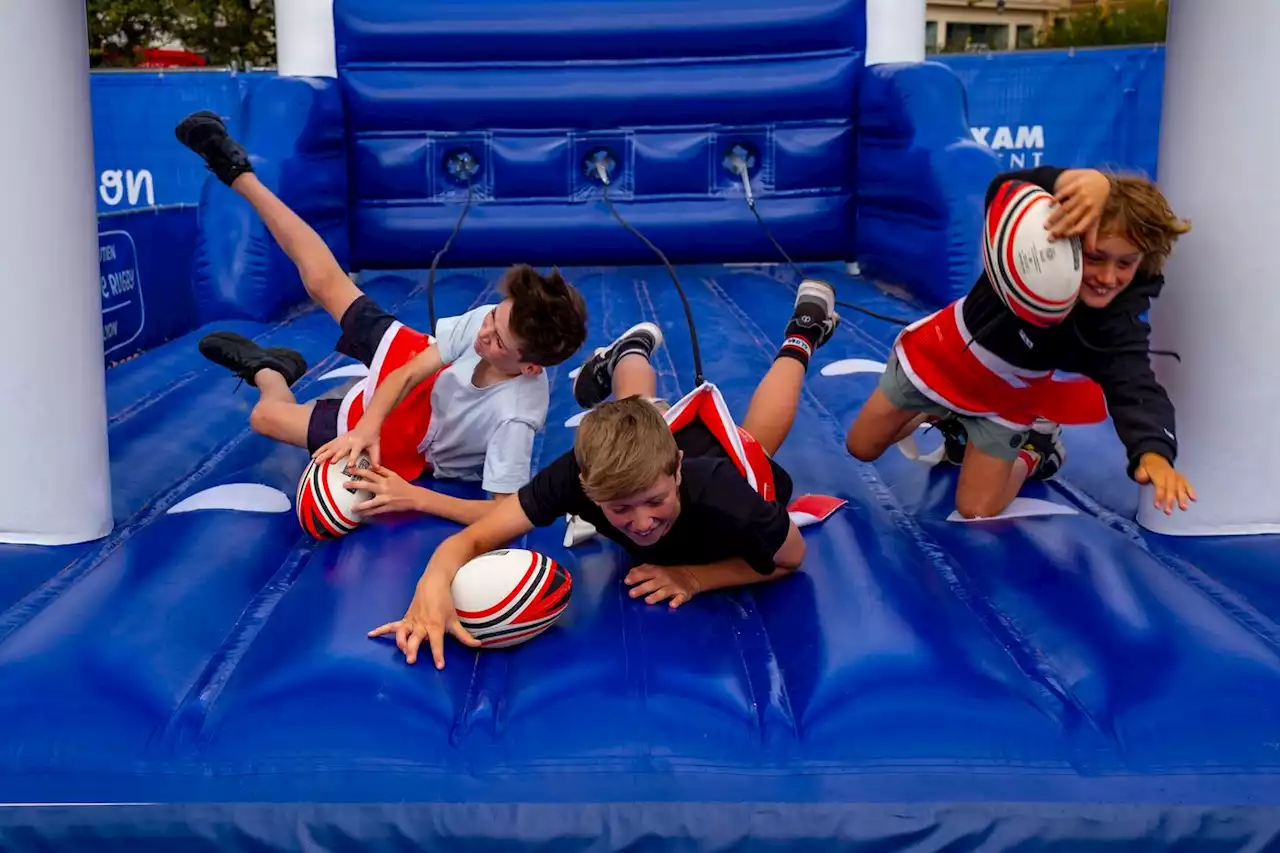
[368,574,480,669]
[1135,452,1196,514]
[1047,168,1111,251]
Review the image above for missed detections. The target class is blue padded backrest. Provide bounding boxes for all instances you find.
[334,0,866,270]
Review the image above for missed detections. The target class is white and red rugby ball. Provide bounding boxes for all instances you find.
[295,454,373,539]
[452,548,572,648]
[982,179,1083,327]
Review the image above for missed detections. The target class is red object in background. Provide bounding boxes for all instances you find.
[135,48,208,68]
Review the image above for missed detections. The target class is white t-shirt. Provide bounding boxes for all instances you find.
[415,304,549,495]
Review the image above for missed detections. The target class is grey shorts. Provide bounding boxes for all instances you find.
[879,351,1029,462]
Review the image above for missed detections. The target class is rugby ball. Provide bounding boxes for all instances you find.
[452,548,572,648]
[983,180,1083,327]
[295,454,373,539]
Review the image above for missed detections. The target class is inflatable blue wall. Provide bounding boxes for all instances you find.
[936,45,1164,180]
[336,0,869,271]
[188,75,350,323]
[93,43,1169,355]
[91,71,269,214]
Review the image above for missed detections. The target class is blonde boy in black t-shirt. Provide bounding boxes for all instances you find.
[369,280,839,669]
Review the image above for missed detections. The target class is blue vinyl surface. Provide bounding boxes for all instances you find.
[937,45,1165,180]
[334,0,869,271]
[2,266,1280,850]
[25,0,1278,848]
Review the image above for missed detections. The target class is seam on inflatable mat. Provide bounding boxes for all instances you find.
[103,296,334,429]
[0,352,346,651]
[339,48,859,72]
[645,271,798,739]
[634,271,793,739]
[1050,475,1280,652]
[0,275,485,653]
[351,189,853,208]
[633,275,682,405]
[168,274,503,743]
[155,535,321,750]
[352,117,851,139]
[700,273,1088,735]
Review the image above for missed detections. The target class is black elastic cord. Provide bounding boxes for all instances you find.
[743,196,913,326]
[426,169,474,333]
[600,178,706,388]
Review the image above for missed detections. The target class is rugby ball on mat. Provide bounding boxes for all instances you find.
[983,180,1083,327]
[452,549,572,648]
[295,454,373,539]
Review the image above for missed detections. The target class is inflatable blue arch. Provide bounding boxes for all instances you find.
[193,0,997,318]
[3,1,1280,850]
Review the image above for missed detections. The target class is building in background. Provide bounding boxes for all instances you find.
[927,0,1071,51]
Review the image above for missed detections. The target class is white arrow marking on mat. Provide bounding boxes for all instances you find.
[820,358,887,377]
[168,483,292,515]
[318,364,369,381]
[564,411,588,428]
[946,498,1079,523]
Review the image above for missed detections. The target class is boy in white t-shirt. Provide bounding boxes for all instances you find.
[177,110,589,524]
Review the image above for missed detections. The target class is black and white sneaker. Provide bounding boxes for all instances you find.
[199,331,307,387]
[175,110,254,186]
[930,415,968,465]
[787,279,840,347]
[572,322,663,409]
[1022,419,1066,480]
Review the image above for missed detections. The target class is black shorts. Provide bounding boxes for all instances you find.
[672,420,795,508]
[305,296,404,453]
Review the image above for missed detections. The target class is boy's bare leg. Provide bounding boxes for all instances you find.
[954,445,1028,519]
[175,110,362,323]
[572,322,665,408]
[740,279,838,456]
[845,389,930,461]
[611,353,658,400]
[231,174,363,323]
[247,369,314,448]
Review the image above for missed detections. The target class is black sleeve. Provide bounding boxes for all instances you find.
[516,450,588,528]
[984,165,1067,210]
[1078,312,1178,479]
[704,462,793,575]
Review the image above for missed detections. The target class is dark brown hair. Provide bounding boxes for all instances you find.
[500,264,588,366]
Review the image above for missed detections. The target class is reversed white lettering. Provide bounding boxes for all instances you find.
[98,169,155,207]
[970,125,1046,169]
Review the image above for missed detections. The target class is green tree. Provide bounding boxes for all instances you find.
[87,0,179,67]
[86,0,276,69]
[171,0,276,68]
[1039,0,1169,48]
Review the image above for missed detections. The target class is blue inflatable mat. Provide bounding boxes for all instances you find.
[2,265,1280,850]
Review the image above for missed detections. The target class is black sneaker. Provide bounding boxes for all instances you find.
[1022,420,1066,480]
[789,279,840,349]
[930,415,968,465]
[572,322,663,409]
[199,331,307,387]
[175,110,254,186]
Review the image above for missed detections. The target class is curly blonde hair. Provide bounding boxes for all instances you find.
[1100,174,1192,274]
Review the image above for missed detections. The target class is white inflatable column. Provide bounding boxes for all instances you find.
[1140,0,1280,536]
[0,2,112,545]
[274,0,338,78]
[864,0,927,65]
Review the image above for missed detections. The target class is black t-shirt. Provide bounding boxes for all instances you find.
[517,449,794,575]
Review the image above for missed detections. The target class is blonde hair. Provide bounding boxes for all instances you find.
[574,396,679,502]
[1100,173,1192,274]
